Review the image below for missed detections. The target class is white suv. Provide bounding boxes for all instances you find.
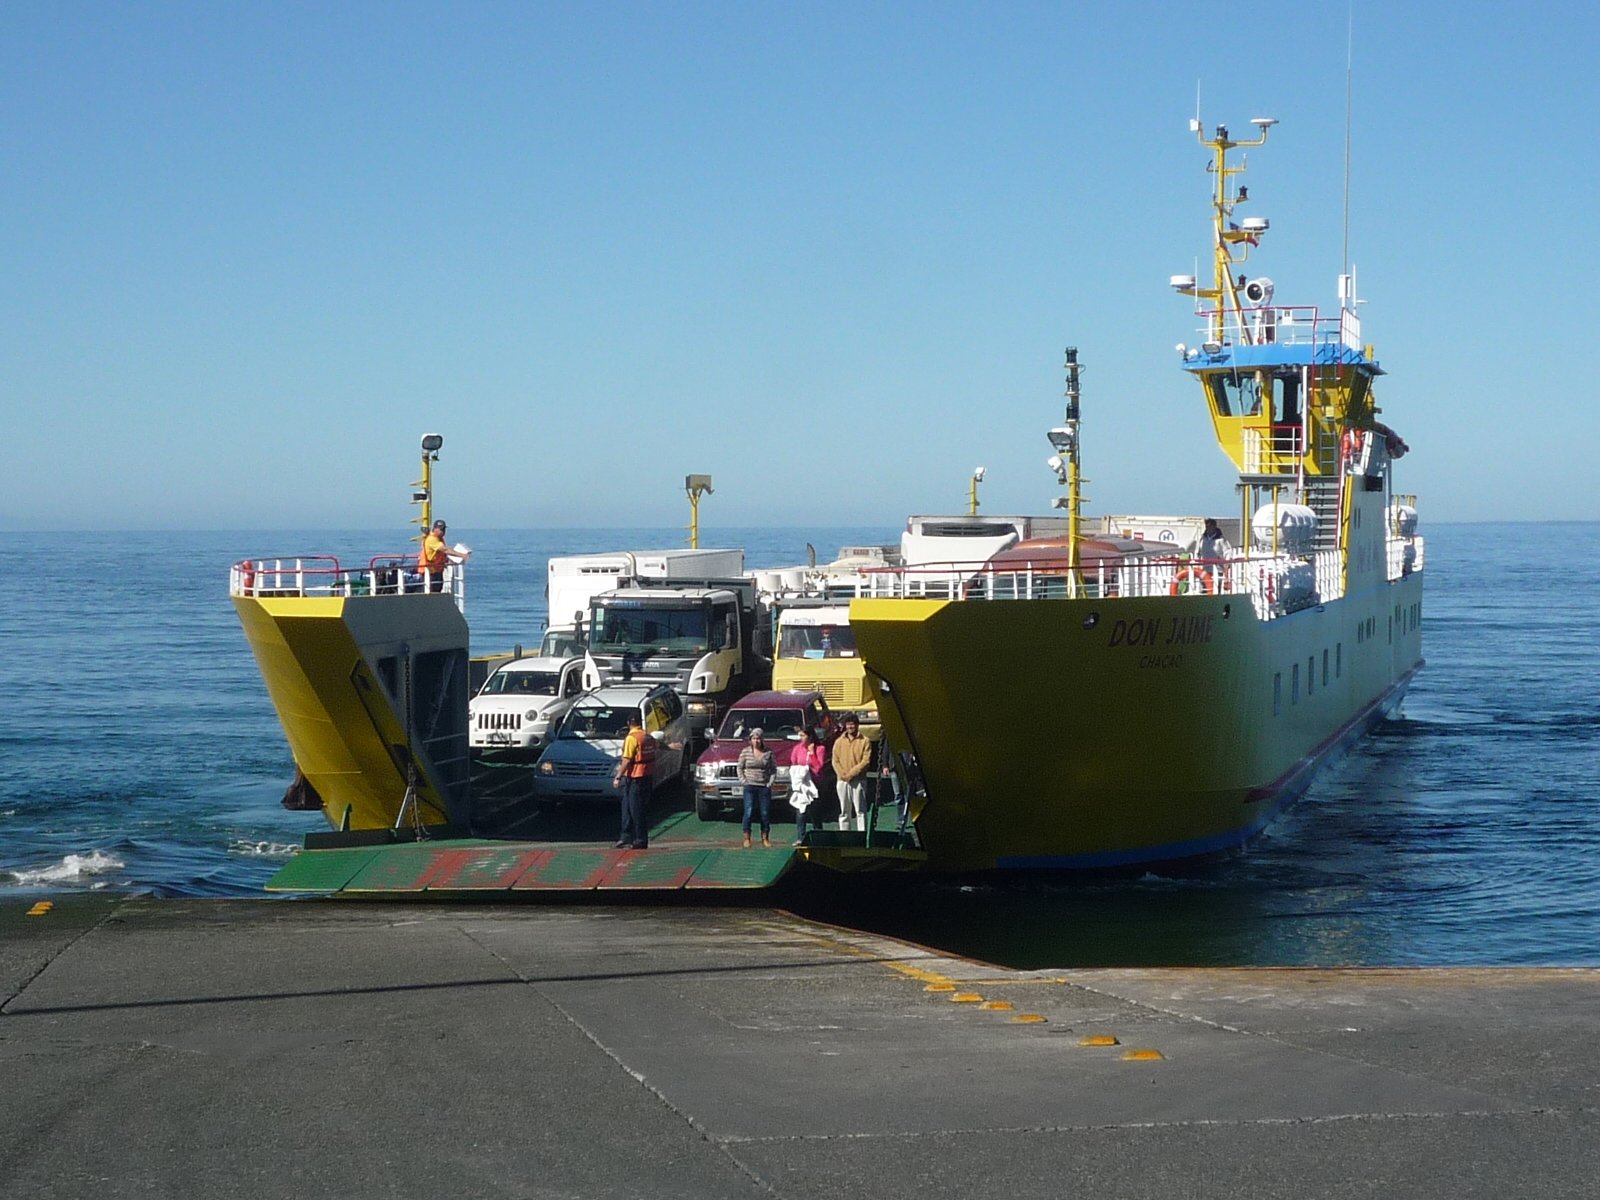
[469,656,585,754]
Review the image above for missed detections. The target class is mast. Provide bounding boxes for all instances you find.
[1172,117,1277,344]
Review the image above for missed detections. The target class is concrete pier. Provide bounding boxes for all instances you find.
[3,897,1596,1198]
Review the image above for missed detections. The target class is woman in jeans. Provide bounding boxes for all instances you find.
[737,728,777,848]
[787,727,826,846]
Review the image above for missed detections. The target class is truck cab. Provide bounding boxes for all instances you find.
[771,600,879,734]
[583,578,770,734]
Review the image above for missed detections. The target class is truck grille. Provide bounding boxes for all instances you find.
[788,679,858,706]
[476,712,522,732]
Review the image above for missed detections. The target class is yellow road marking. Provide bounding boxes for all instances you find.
[26,901,54,917]
[1121,1048,1165,1061]
[950,992,984,1004]
[1079,1035,1120,1047]
[980,1000,1015,1011]
[1011,1014,1047,1024]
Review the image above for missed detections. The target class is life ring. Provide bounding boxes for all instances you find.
[238,560,256,594]
[1169,566,1214,596]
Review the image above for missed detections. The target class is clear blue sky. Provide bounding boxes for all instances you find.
[6,2,1595,531]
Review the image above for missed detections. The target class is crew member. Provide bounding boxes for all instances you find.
[417,519,470,593]
[612,713,654,849]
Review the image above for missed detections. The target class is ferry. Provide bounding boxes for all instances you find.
[847,116,1424,871]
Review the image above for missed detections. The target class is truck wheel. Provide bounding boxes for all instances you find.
[695,792,720,822]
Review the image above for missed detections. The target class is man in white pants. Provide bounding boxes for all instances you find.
[831,715,873,832]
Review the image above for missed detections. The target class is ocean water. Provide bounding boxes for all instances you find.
[4,524,1598,967]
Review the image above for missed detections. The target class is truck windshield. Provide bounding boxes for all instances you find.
[480,670,560,696]
[557,706,632,740]
[592,605,708,653]
[778,624,857,659]
[540,630,584,657]
[717,709,808,741]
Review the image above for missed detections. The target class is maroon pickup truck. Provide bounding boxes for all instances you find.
[691,690,837,820]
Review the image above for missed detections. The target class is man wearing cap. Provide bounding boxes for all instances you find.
[417,519,470,593]
[831,714,872,831]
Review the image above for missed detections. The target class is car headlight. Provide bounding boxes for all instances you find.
[695,763,717,781]
[538,761,554,775]
[687,699,713,716]
[526,708,541,721]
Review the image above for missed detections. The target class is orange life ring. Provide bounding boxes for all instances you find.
[1169,566,1214,596]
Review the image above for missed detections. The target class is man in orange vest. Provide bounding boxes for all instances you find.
[417,519,470,593]
[611,713,655,849]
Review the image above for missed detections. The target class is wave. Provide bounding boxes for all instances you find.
[226,840,300,859]
[2,849,125,887]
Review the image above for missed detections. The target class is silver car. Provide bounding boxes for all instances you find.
[531,683,691,803]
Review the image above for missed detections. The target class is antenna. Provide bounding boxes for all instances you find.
[1342,5,1354,293]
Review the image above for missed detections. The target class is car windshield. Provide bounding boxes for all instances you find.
[557,706,633,740]
[716,708,807,741]
[480,670,560,696]
[778,625,857,658]
[591,604,708,654]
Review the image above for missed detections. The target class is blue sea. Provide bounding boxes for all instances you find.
[4,524,1598,967]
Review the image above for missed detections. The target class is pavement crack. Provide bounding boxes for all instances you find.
[0,901,125,1016]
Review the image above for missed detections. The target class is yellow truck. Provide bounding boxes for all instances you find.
[770,600,879,736]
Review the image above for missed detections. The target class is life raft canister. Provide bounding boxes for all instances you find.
[1169,566,1214,596]
[1341,427,1366,461]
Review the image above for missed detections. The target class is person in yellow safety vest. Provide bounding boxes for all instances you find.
[611,713,656,850]
[417,519,470,593]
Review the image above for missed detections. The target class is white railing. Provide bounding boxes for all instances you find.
[1387,535,1424,581]
[229,554,467,611]
[855,547,1349,620]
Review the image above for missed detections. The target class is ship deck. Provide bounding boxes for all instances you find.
[268,763,922,895]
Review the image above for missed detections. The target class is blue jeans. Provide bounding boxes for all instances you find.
[620,776,652,847]
[741,785,771,836]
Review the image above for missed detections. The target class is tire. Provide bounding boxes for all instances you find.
[695,791,721,821]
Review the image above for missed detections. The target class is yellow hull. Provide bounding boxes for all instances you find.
[234,592,471,831]
[852,574,1423,871]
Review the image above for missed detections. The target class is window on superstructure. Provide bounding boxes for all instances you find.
[1307,656,1315,695]
[1273,673,1281,716]
[1204,371,1261,418]
[1337,643,1342,677]
[1292,663,1299,704]
[1323,649,1329,686]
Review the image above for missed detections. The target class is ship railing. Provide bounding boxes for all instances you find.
[855,547,1348,621]
[1192,303,1347,350]
[1386,535,1425,582]
[1242,423,1304,475]
[229,554,467,611]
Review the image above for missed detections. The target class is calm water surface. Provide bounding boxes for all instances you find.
[4,523,1597,967]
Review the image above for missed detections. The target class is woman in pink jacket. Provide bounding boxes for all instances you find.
[788,727,827,846]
